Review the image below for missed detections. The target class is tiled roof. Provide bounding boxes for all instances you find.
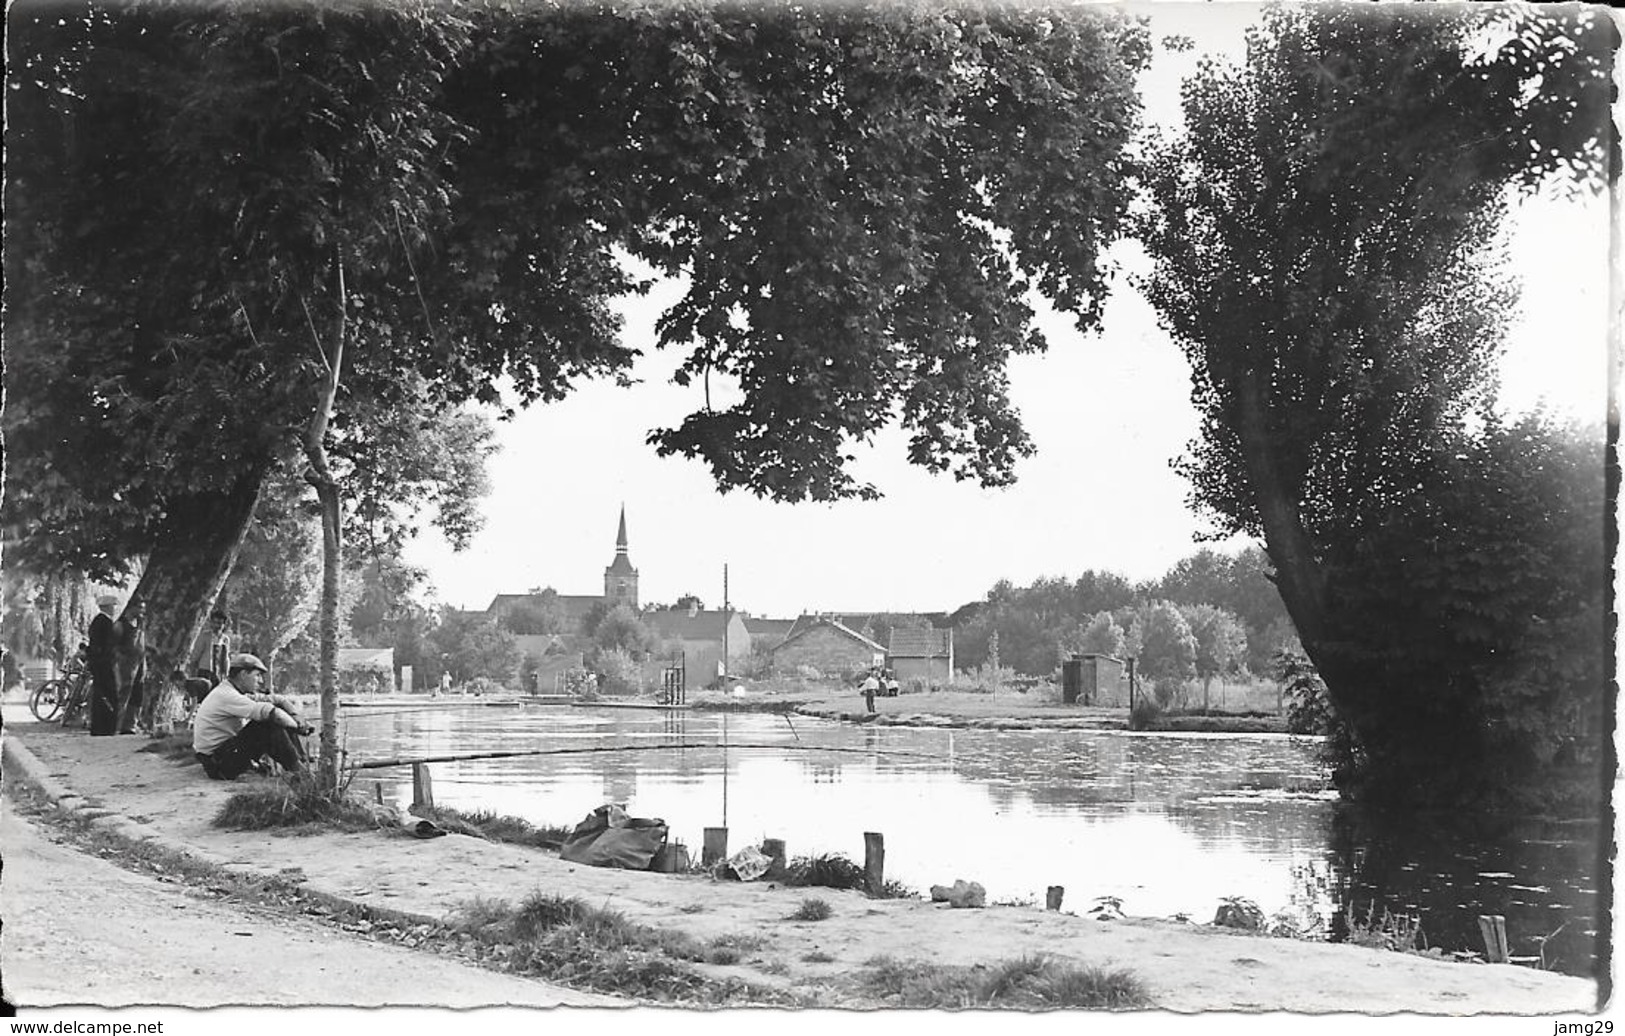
[773,617,886,654]
[743,617,795,637]
[645,609,738,641]
[887,627,952,657]
[486,593,602,623]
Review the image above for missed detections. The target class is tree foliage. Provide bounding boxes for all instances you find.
[4,0,1152,738]
[499,589,570,636]
[220,474,322,670]
[1136,3,1613,809]
[1180,603,1248,707]
[428,611,519,686]
[592,604,660,660]
[1075,611,1126,658]
[1137,601,1197,700]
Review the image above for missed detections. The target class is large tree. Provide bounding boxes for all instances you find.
[6,2,1150,777]
[1136,4,1612,808]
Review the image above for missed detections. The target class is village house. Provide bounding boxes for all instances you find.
[770,616,886,678]
[644,604,752,686]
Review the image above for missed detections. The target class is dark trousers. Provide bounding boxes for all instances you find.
[89,666,119,736]
[197,720,305,780]
[115,676,143,734]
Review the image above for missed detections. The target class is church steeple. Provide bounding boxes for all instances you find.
[604,504,639,608]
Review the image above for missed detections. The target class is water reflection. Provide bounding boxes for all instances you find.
[338,705,1599,977]
[1324,804,1603,980]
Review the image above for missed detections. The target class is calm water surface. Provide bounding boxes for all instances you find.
[339,704,1602,978]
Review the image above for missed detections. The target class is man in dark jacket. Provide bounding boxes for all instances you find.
[87,595,119,736]
[112,599,146,734]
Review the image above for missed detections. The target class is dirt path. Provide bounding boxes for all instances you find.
[0,713,1600,1015]
[0,797,613,1009]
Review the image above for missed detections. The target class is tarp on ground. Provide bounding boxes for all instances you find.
[558,804,668,870]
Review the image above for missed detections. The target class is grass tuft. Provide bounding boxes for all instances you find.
[861,954,1151,1009]
[412,804,570,849]
[781,853,913,898]
[211,773,385,833]
[789,897,834,922]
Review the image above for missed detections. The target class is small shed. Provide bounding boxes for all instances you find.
[1061,653,1127,707]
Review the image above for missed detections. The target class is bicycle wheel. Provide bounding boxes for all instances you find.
[30,680,66,722]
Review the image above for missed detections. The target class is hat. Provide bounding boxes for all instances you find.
[96,595,120,608]
[229,653,268,674]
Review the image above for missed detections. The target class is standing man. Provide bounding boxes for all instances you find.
[112,600,146,734]
[860,669,879,714]
[208,611,233,679]
[87,595,120,736]
[193,654,310,779]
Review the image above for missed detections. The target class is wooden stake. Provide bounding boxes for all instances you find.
[373,782,385,805]
[703,826,729,867]
[412,762,434,810]
[1478,915,1509,963]
[1046,885,1065,911]
[863,831,885,895]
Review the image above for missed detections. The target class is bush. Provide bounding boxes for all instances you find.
[1273,650,1333,735]
[783,853,867,890]
[1212,896,1266,930]
[591,647,642,696]
[789,898,834,921]
[1127,695,1163,731]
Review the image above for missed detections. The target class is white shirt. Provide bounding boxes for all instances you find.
[192,679,298,754]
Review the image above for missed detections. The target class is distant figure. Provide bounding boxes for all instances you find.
[860,670,879,714]
[113,600,147,734]
[206,611,233,679]
[885,671,900,698]
[87,595,120,736]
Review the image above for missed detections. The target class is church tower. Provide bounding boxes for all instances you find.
[603,505,639,609]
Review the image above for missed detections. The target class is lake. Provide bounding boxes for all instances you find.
[338,703,1603,978]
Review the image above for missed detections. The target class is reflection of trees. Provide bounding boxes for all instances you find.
[1323,804,1603,980]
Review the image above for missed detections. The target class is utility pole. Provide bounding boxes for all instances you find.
[721,563,730,680]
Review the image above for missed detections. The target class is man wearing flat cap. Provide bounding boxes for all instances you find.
[192,653,311,779]
[87,595,120,736]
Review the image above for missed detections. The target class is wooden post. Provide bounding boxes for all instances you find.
[1046,885,1065,911]
[1478,915,1509,963]
[373,782,385,806]
[412,762,434,810]
[863,831,885,895]
[703,826,729,867]
[762,838,787,879]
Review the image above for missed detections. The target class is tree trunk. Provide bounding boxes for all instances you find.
[131,464,271,734]
[310,474,342,788]
[1232,374,1334,667]
[304,247,348,791]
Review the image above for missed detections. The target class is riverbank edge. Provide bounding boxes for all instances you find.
[687,694,1292,734]
[1,724,1598,1014]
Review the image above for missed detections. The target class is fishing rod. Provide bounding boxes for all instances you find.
[348,739,941,771]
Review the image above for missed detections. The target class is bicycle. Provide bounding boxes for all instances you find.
[30,658,91,726]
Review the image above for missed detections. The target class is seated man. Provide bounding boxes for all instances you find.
[192,653,310,780]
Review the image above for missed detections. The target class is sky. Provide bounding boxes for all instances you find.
[402,2,1613,620]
